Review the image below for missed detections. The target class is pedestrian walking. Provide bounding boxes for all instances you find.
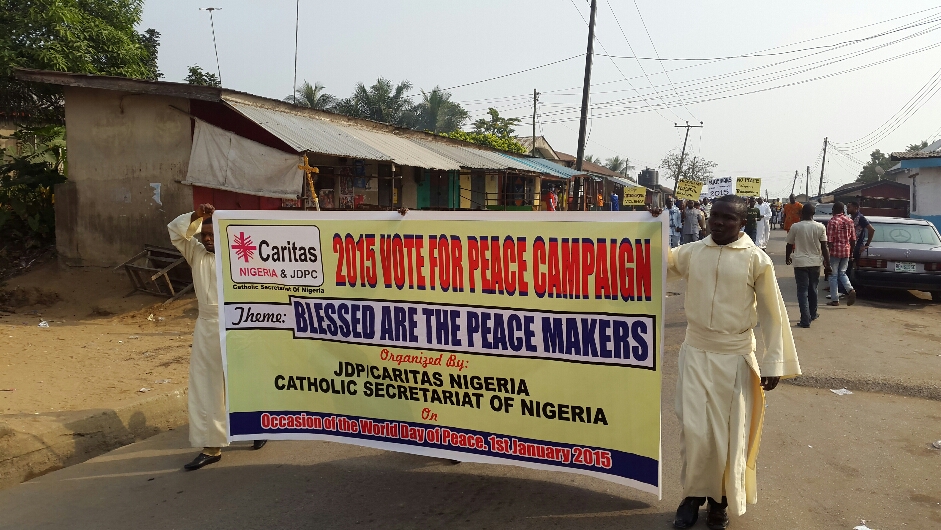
[682,200,705,244]
[169,204,267,471]
[666,198,682,248]
[847,201,874,259]
[756,197,772,249]
[782,194,802,232]
[610,191,620,211]
[744,198,762,244]
[825,202,857,307]
[785,204,832,328]
[702,197,712,221]
[666,195,800,529]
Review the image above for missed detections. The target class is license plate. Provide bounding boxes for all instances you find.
[894,262,916,272]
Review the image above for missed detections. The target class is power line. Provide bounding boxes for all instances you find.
[200,8,223,84]
[631,0,697,121]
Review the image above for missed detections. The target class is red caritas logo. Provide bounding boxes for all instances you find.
[232,232,257,262]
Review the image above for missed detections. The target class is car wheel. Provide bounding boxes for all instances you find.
[931,291,941,303]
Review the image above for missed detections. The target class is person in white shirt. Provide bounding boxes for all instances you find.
[785,204,832,328]
[755,197,773,249]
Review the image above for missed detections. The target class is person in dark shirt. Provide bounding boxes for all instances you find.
[847,201,874,258]
[744,197,762,243]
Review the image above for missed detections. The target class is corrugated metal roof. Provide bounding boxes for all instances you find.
[501,154,584,179]
[343,128,460,170]
[607,176,640,188]
[225,100,392,161]
[411,139,536,171]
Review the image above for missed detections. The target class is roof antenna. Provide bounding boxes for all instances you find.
[200,7,223,85]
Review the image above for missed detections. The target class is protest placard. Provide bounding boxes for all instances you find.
[706,177,734,199]
[675,180,703,201]
[735,177,762,197]
[622,186,647,206]
[214,211,666,495]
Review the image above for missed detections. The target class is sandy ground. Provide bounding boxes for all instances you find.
[0,261,196,415]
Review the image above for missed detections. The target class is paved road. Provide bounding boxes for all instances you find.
[1,229,938,529]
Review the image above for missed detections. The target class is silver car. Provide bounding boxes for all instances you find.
[852,217,941,301]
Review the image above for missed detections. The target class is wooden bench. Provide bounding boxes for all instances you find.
[116,245,194,303]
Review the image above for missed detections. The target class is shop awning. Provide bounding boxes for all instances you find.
[410,139,536,172]
[504,154,585,179]
[606,175,640,188]
[342,127,460,171]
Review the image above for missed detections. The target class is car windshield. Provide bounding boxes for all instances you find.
[814,204,832,215]
[871,222,941,245]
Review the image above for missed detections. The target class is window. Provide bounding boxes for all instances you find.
[871,223,941,245]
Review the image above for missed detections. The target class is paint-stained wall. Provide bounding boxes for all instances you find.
[58,88,194,266]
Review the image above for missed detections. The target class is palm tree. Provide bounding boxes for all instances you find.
[284,81,336,110]
[333,78,415,127]
[605,155,634,177]
[584,154,601,165]
[411,87,469,133]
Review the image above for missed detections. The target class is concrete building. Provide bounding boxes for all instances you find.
[890,144,941,227]
[16,69,581,267]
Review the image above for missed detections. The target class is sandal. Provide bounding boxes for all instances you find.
[827,301,839,306]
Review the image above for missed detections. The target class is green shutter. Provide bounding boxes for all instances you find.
[417,169,430,209]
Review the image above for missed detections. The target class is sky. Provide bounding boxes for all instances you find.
[141,1,941,197]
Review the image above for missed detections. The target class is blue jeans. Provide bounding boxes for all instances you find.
[794,266,820,325]
[829,257,853,300]
[745,227,757,244]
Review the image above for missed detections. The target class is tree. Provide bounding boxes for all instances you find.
[472,108,521,138]
[284,81,336,110]
[185,66,220,87]
[660,151,717,183]
[855,149,893,184]
[441,131,527,154]
[605,155,633,177]
[584,154,601,165]
[410,87,468,133]
[906,140,929,152]
[333,78,415,127]
[0,0,161,124]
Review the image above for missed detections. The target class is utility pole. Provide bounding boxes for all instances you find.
[532,89,540,156]
[200,8,223,84]
[791,170,798,196]
[575,0,597,211]
[805,165,810,197]
[818,137,828,198]
[672,121,704,194]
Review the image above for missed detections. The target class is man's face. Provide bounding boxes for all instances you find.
[708,201,746,245]
[757,197,763,204]
[200,222,215,253]
[848,203,859,215]
[666,199,674,208]
[748,198,755,208]
[789,194,796,204]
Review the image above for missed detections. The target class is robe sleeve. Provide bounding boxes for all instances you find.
[752,252,801,378]
[667,244,691,282]
[168,212,209,266]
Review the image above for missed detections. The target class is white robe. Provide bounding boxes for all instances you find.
[669,234,800,515]
[168,213,229,448]
[757,203,772,247]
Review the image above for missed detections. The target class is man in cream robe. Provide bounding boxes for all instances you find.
[169,204,265,470]
[667,195,800,529]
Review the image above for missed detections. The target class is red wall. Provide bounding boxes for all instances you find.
[193,186,282,211]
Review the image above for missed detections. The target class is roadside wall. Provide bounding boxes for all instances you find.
[57,88,194,267]
[899,167,941,228]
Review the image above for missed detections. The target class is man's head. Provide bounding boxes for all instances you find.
[200,217,215,253]
[666,198,674,208]
[801,203,815,220]
[789,193,796,204]
[693,201,701,208]
[757,197,764,204]
[832,201,845,215]
[748,197,756,208]
[847,201,860,215]
[702,198,710,205]
[708,195,747,245]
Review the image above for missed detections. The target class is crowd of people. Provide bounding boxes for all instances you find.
[666,195,777,250]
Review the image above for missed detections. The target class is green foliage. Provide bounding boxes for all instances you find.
[184,65,221,87]
[0,125,67,243]
[660,151,717,184]
[584,154,601,165]
[410,87,468,133]
[472,108,521,138]
[441,131,527,154]
[0,0,161,123]
[285,81,336,110]
[855,149,893,184]
[333,78,415,127]
[906,140,929,152]
[605,155,632,177]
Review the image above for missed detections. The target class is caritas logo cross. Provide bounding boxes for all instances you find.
[231,232,257,262]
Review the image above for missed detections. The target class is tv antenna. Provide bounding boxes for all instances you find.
[200,7,223,84]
